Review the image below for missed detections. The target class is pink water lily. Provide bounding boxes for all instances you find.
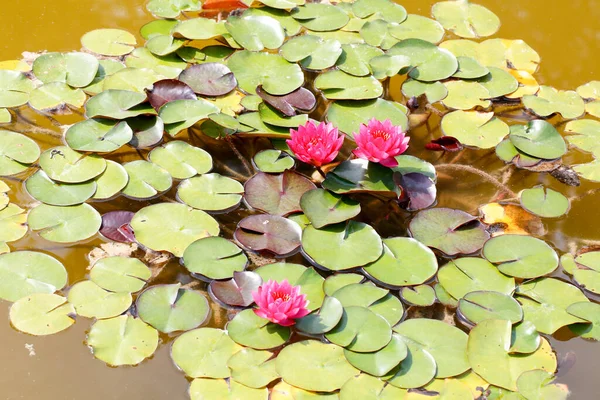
[252,279,309,327]
[286,121,344,167]
[352,118,410,167]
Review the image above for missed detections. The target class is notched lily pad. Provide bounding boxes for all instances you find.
[523,86,585,119]
[183,237,248,280]
[10,293,75,336]
[28,204,101,243]
[234,214,302,257]
[209,271,262,307]
[245,171,316,216]
[253,149,295,173]
[520,186,569,218]
[432,0,500,38]
[179,63,237,97]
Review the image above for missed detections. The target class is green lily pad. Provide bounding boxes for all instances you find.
[245,171,316,216]
[515,278,589,334]
[523,86,585,119]
[172,327,242,378]
[393,318,469,378]
[401,80,448,103]
[85,89,151,119]
[25,170,96,206]
[39,146,106,183]
[341,374,408,399]
[0,130,40,176]
[122,160,172,199]
[145,34,185,56]
[315,70,383,100]
[322,159,398,195]
[65,119,132,153]
[227,309,291,350]
[332,283,403,326]
[276,340,359,392]
[363,237,438,288]
[227,348,279,389]
[520,186,569,218]
[458,291,523,326]
[32,52,99,87]
[352,0,407,23]
[432,0,500,39]
[87,315,159,366]
[344,333,408,377]
[0,108,10,123]
[225,15,285,52]
[0,70,35,107]
[90,256,151,293]
[127,116,164,149]
[0,251,67,302]
[140,19,179,39]
[243,7,302,36]
[67,280,132,319]
[509,120,567,160]
[83,59,125,95]
[567,301,600,340]
[92,160,129,200]
[253,149,295,173]
[434,283,458,308]
[517,370,569,400]
[131,203,220,257]
[576,80,600,117]
[228,51,304,95]
[258,103,308,128]
[146,0,200,18]
[10,293,75,336]
[564,119,600,157]
[29,82,86,110]
[478,66,519,98]
[271,382,340,399]
[81,29,136,56]
[149,140,212,180]
[126,48,186,79]
[280,35,342,71]
[323,273,364,296]
[408,208,490,256]
[400,285,435,306]
[483,235,559,279]
[295,296,344,335]
[173,18,227,40]
[442,80,491,110]
[369,54,412,79]
[570,251,600,294]
[28,203,101,243]
[385,335,436,389]
[137,283,209,333]
[360,20,400,50]
[387,39,458,82]
[573,160,600,182]
[102,67,162,93]
[183,237,248,280]
[336,43,383,76]
[390,15,444,44]
[189,378,268,400]
[177,45,236,64]
[0,204,27,243]
[441,111,509,148]
[291,3,350,32]
[326,99,408,137]
[452,56,490,79]
[300,189,361,229]
[511,320,541,354]
[0,180,8,210]
[159,99,220,136]
[467,319,557,391]
[302,221,383,271]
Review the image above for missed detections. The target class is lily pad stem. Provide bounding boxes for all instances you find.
[435,163,516,197]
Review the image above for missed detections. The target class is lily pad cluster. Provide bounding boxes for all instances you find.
[0,0,597,398]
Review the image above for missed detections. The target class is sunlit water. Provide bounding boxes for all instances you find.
[0,0,599,399]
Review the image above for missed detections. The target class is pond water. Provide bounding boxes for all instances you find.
[0,0,599,399]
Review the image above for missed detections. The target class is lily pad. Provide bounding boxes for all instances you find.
[276,340,359,392]
[87,315,159,366]
[137,283,209,333]
[122,160,172,199]
[0,251,68,302]
[0,204,28,243]
[188,378,268,400]
[509,120,567,160]
[145,34,185,56]
[300,189,361,229]
[322,159,398,195]
[93,160,129,200]
[326,99,408,137]
[280,35,342,71]
[467,319,557,391]
[478,66,519,98]
[127,116,165,149]
[0,71,35,107]
[399,285,436,307]
[234,214,302,257]
[389,15,445,44]
[344,333,408,377]
[363,237,438,288]
[103,67,162,93]
[360,20,400,50]
[570,251,600,295]
[386,39,458,82]
[517,370,569,400]
[394,172,437,211]
[291,3,350,32]
[0,109,10,123]
[183,237,248,280]
[39,146,106,183]
[172,327,242,378]
[90,256,151,293]
[483,234,559,279]
[432,0,500,38]
[25,170,96,206]
[385,335,436,388]
[323,273,364,296]
[520,186,569,218]
[146,0,200,18]
[253,149,295,173]
[457,291,523,325]
[209,271,262,307]
[146,79,196,111]
[258,103,308,128]
[67,280,132,319]
[438,257,515,300]
[10,293,75,336]
[29,83,86,110]
[225,15,285,52]
[295,296,343,335]
[0,130,40,176]
[302,221,383,271]
[227,309,291,350]
[256,86,316,117]
[577,81,600,117]
[65,119,132,153]
[567,301,600,340]
[402,80,448,103]
[442,80,491,110]
[149,140,212,180]
[179,63,237,97]
[245,171,316,216]
[81,29,136,56]
[408,208,490,256]
[173,18,227,40]
[85,89,152,119]
[315,70,383,100]
[32,51,99,87]
[564,118,600,157]
[573,160,600,182]
[523,86,585,119]
[99,211,135,243]
[511,320,542,354]
[336,44,383,76]
[369,54,412,79]
[332,283,403,326]
[352,0,407,23]
[28,203,101,243]
[227,348,279,389]
[159,99,220,135]
[441,111,509,149]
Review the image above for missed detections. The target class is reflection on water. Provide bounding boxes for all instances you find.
[0,0,599,399]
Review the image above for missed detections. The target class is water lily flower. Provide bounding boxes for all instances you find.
[252,279,309,326]
[286,121,344,167]
[352,118,410,167]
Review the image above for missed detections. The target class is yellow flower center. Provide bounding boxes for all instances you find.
[372,129,391,140]
[272,291,291,302]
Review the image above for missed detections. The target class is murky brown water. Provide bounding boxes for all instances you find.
[0,1,599,399]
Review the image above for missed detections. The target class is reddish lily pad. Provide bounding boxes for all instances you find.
[146,79,197,111]
[256,86,316,117]
[234,214,302,257]
[244,171,317,216]
[99,211,136,243]
[393,172,437,211]
[425,136,463,152]
[209,271,263,307]
[179,63,237,97]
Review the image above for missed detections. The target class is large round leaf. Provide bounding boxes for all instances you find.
[28,204,101,243]
[295,296,343,334]
[25,170,96,206]
[149,140,212,180]
[253,149,295,173]
[0,130,40,176]
[39,146,106,183]
[0,204,27,243]
[146,0,200,18]
[326,99,408,137]
[68,280,132,319]
[523,86,585,119]
[178,173,244,212]
[352,0,407,23]
[315,70,383,100]
[10,293,75,335]
[227,309,290,350]
[93,160,129,200]
[291,3,350,32]
[234,214,302,257]
[33,52,99,87]
[81,29,136,56]
[520,186,569,218]
[441,110,509,149]
[90,256,151,293]
[438,257,515,300]
[0,71,35,108]
[300,189,361,229]
[567,301,600,341]
[280,35,343,71]
[509,120,567,160]
[387,39,458,82]
[340,374,408,399]
[245,171,316,216]
[344,333,408,376]
[29,82,86,111]
[209,271,262,308]
[432,1,500,38]
[179,63,237,97]
[332,283,403,326]
[385,335,436,389]
[458,291,523,326]
[325,306,392,352]
[183,237,248,280]
[189,378,268,400]
[225,15,285,52]
[85,89,153,119]
[122,160,172,199]
[65,119,133,153]
[399,285,436,307]
[227,348,279,389]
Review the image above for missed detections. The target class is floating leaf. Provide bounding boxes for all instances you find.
[523,86,585,119]
[478,66,519,98]
[0,251,67,302]
[87,315,159,366]
[281,35,343,71]
[452,56,489,79]
[256,86,315,117]
[99,211,135,243]
[28,204,101,243]
[326,99,408,137]
[253,149,295,173]
[127,47,187,78]
[360,20,400,50]
[227,309,291,349]
[93,160,129,200]
[336,43,383,76]
[576,80,600,117]
[258,103,308,128]
[291,3,350,32]
[29,82,86,110]
[389,14,445,44]
[573,159,600,182]
[178,173,244,212]
[10,293,75,336]
[0,108,10,123]
[209,271,262,308]
[81,29,136,56]
[0,204,27,243]
[458,291,523,326]
[520,186,569,218]
[442,80,491,110]
[234,214,302,257]
[295,296,343,334]
[183,237,248,280]
[570,251,600,295]
[227,348,279,389]
[352,0,407,23]
[394,172,437,211]
[149,140,212,180]
[438,257,515,300]
[179,63,237,97]
[394,155,437,182]
[225,15,285,52]
[65,119,133,153]
[245,171,316,216]
[137,283,209,333]
[39,146,106,183]
[370,54,412,79]
[402,80,448,103]
[68,280,132,319]
[344,333,408,377]
[300,189,361,229]
[146,0,201,18]
[322,159,398,195]
[387,39,458,82]
[90,256,150,293]
[517,370,569,400]
[146,79,196,111]
[85,89,153,119]
[140,19,179,40]
[145,34,185,56]
[511,320,541,354]
[425,136,463,152]
[564,119,600,157]
[332,283,403,326]
[567,301,600,341]
[103,67,162,93]
[341,374,409,399]
[441,111,509,149]
[122,160,172,199]
[432,0,500,38]
[0,130,40,176]
[409,208,490,256]
[83,59,126,95]
[160,99,220,136]
[509,120,567,160]
[188,378,267,400]
[302,221,383,271]
[0,71,35,107]
[25,170,96,206]
[315,70,383,100]
[483,235,559,279]
[399,285,436,307]
[32,51,99,87]
[385,335,436,388]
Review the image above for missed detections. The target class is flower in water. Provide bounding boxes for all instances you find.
[286,121,344,167]
[252,279,309,326]
[352,118,410,167]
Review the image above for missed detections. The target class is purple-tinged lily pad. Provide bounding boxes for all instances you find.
[209,271,262,307]
[256,85,316,117]
[234,214,302,257]
[409,208,490,256]
[425,136,463,152]
[100,211,136,243]
[178,63,237,97]
[394,172,437,211]
[244,171,317,216]
[146,79,196,111]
